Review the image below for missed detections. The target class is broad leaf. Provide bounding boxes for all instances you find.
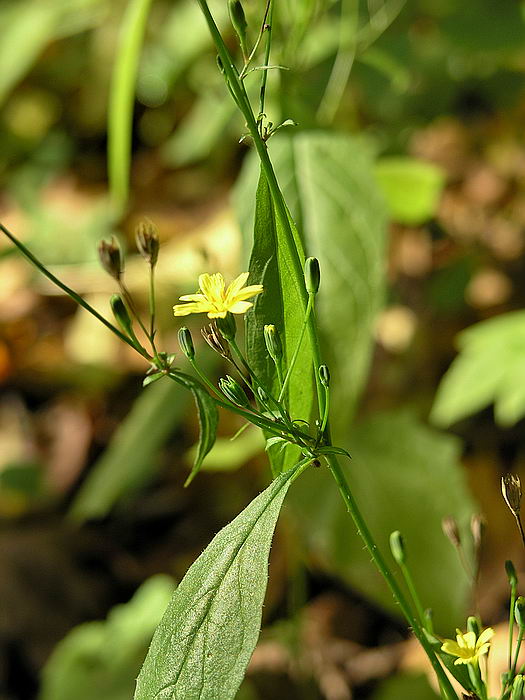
[431,311,525,428]
[40,575,175,700]
[245,171,313,475]
[236,131,387,432]
[134,466,299,700]
[172,371,219,486]
[288,410,477,629]
[374,157,445,225]
[70,378,190,521]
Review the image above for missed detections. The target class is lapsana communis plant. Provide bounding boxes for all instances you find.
[2,2,525,699]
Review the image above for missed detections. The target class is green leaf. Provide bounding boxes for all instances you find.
[288,410,477,629]
[431,311,525,428]
[245,170,313,475]
[171,371,219,486]
[40,575,175,700]
[108,0,155,211]
[143,372,164,387]
[134,466,299,700]
[236,131,387,432]
[374,157,446,225]
[69,378,190,521]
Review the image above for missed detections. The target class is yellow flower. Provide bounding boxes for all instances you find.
[441,627,494,665]
[173,272,263,319]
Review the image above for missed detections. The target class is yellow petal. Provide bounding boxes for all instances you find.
[228,300,253,314]
[231,284,264,302]
[173,301,209,316]
[199,273,225,301]
[477,628,494,646]
[225,272,250,300]
[179,293,207,302]
[207,309,228,318]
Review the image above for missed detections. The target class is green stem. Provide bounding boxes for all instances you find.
[239,0,271,79]
[399,561,427,629]
[258,0,273,124]
[512,627,524,678]
[325,452,459,700]
[0,222,150,359]
[149,265,157,343]
[509,582,517,673]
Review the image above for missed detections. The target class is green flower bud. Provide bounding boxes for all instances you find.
[135,219,159,266]
[110,294,133,335]
[319,364,330,387]
[216,312,236,341]
[506,560,518,587]
[515,596,525,628]
[389,530,405,565]
[467,616,480,638]
[98,236,123,280]
[219,375,250,408]
[512,674,524,700]
[264,324,282,363]
[178,327,195,360]
[305,257,320,295]
[228,0,248,55]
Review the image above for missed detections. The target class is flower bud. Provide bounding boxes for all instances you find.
[512,674,524,700]
[319,364,330,387]
[98,236,123,280]
[506,560,518,587]
[110,294,133,336]
[305,257,320,295]
[471,513,485,551]
[502,474,522,518]
[442,515,461,548]
[135,219,159,266]
[228,0,248,54]
[178,327,195,360]
[389,530,405,565]
[219,375,250,408]
[467,616,480,638]
[201,324,231,360]
[264,324,282,363]
[216,312,236,341]
[515,596,525,628]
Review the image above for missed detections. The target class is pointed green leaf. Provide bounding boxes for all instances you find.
[143,372,164,387]
[134,466,299,700]
[245,170,313,475]
[171,371,219,486]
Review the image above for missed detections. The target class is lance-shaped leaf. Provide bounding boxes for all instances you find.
[172,371,219,486]
[245,171,313,475]
[134,466,299,700]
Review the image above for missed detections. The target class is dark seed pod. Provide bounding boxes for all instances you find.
[135,219,159,266]
[98,236,123,280]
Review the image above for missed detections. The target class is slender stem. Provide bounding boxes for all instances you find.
[278,294,313,402]
[258,0,273,124]
[512,626,524,678]
[320,385,330,434]
[239,0,272,79]
[399,561,427,629]
[0,222,151,359]
[149,265,157,342]
[509,582,517,672]
[515,514,525,548]
[325,452,459,700]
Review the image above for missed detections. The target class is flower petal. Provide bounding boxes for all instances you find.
[173,302,210,316]
[199,273,225,301]
[228,300,253,314]
[477,628,494,646]
[179,293,207,302]
[225,272,250,300]
[207,310,228,318]
[231,284,264,302]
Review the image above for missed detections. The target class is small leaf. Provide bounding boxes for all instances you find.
[134,466,300,700]
[265,436,287,451]
[317,445,351,459]
[143,372,164,387]
[171,371,219,486]
[375,157,445,225]
[431,311,525,428]
[40,575,175,700]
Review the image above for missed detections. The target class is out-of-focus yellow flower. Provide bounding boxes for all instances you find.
[173,272,263,319]
[441,627,494,665]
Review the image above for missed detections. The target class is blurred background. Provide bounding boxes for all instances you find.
[1,0,525,698]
